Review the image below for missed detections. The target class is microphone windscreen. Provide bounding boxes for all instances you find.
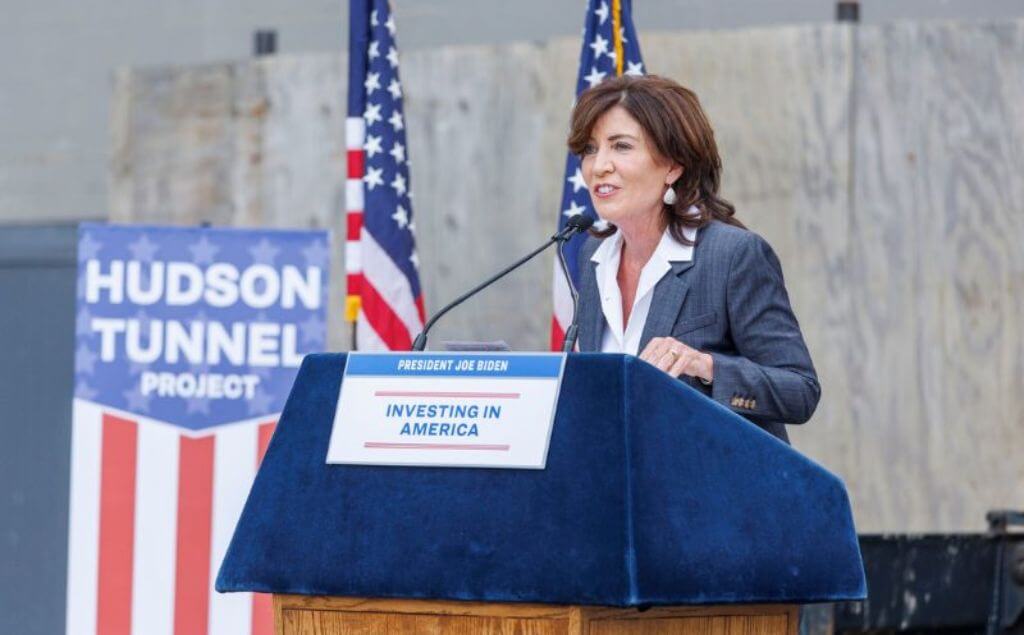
[567,214,595,231]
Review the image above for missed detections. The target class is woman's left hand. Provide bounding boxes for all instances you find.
[639,337,714,383]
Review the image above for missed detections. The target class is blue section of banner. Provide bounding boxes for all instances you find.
[345,353,564,378]
[74,223,330,431]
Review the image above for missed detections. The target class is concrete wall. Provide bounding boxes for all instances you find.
[108,20,1024,533]
[6,1,1024,221]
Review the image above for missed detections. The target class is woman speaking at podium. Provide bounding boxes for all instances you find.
[570,75,819,443]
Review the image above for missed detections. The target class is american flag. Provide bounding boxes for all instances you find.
[345,0,426,351]
[551,0,645,350]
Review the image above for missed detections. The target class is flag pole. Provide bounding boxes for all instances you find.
[346,296,360,350]
[612,0,624,76]
[344,0,365,352]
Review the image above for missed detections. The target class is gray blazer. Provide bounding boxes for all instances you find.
[577,220,820,442]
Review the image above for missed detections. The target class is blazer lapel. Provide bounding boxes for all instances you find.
[638,260,695,352]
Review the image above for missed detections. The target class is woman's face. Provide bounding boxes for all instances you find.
[581,105,681,231]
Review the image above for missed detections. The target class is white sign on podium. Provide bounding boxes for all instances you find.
[326,353,566,469]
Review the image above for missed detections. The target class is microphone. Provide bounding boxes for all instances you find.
[411,214,595,351]
[559,213,595,240]
[554,216,594,352]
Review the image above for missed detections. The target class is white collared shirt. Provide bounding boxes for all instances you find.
[591,224,697,356]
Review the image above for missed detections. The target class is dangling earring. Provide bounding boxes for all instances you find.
[663,186,677,205]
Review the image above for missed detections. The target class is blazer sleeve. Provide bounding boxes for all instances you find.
[708,232,821,425]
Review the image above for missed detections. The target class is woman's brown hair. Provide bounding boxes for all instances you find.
[567,74,744,243]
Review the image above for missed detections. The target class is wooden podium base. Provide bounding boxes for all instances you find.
[274,594,798,635]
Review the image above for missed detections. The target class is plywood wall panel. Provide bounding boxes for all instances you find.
[828,21,1024,530]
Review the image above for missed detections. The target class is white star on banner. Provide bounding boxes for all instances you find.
[595,1,609,24]
[78,233,102,261]
[365,72,381,95]
[389,141,405,163]
[188,235,219,264]
[589,34,610,58]
[386,46,399,68]
[128,234,159,262]
[76,381,98,401]
[626,60,644,76]
[583,66,607,88]
[370,10,378,26]
[368,41,380,60]
[364,134,383,158]
[409,252,419,269]
[392,205,409,229]
[364,103,383,126]
[299,313,326,345]
[248,238,280,265]
[388,110,404,131]
[568,168,587,192]
[247,388,274,416]
[364,167,384,190]
[385,14,396,35]
[390,173,407,196]
[563,200,587,218]
[75,343,98,375]
[302,239,331,268]
[387,79,402,100]
[123,387,150,413]
[619,27,629,43]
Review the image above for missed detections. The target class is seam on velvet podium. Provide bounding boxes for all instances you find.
[621,357,639,604]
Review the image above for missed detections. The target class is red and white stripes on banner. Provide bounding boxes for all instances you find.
[66,399,276,635]
[345,115,425,351]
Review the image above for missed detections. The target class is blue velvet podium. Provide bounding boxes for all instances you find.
[218,353,865,634]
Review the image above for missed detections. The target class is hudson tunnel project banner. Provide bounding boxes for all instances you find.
[67,223,329,635]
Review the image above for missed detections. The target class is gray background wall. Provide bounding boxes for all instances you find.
[108,19,1024,534]
[4,0,1024,224]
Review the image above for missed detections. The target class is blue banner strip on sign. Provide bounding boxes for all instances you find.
[346,354,564,378]
[74,223,329,431]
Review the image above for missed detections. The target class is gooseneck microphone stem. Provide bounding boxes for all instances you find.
[411,215,594,352]
[411,237,556,352]
[556,242,580,353]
